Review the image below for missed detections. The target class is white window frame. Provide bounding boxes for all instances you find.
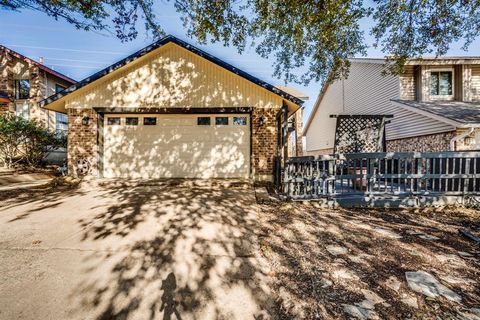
[429,68,455,101]
[15,101,30,120]
[55,112,68,133]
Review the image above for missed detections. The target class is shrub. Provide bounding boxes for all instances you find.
[0,114,67,168]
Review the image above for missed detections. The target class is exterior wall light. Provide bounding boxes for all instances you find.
[82,116,90,126]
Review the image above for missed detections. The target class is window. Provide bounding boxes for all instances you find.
[15,102,29,120]
[430,71,453,96]
[56,112,68,133]
[55,84,66,94]
[215,117,228,125]
[197,117,211,125]
[14,79,30,99]
[144,117,157,125]
[126,117,139,126]
[233,116,247,125]
[107,117,121,125]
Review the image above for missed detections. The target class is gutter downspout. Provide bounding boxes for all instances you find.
[450,128,474,151]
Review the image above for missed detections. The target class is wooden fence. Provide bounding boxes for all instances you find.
[282,152,480,202]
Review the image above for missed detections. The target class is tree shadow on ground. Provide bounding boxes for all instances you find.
[257,202,480,319]
[0,182,84,221]
[70,179,283,320]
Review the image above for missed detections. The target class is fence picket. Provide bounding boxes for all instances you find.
[282,152,480,200]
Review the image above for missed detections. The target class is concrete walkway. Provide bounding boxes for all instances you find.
[0,180,273,320]
[0,171,53,191]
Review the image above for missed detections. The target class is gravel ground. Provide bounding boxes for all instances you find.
[257,202,480,319]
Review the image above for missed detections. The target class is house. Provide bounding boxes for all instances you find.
[40,35,304,180]
[0,46,76,133]
[303,57,480,155]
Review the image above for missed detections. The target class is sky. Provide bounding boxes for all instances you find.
[1,4,480,122]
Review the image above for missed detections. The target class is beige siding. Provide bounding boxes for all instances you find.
[305,62,455,152]
[472,65,480,101]
[65,42,282,110]
[304,79,343,152]
[386,109,455,139]
[399,65,416,100]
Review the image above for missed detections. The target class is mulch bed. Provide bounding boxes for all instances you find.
[257,202,480,319]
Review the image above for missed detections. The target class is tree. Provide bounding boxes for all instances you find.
[0,114,66,168]
[2,0,480,84]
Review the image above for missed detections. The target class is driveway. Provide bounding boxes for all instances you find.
[0,180,275,320]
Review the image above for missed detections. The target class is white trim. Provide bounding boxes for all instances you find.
[429,68,455,100]
[450,128,474,150]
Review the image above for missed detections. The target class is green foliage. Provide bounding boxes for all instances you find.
[2,0,480,84]
[0,114,66,168]
[372,0,480,75]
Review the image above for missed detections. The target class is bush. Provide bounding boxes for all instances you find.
[0,114,67,168]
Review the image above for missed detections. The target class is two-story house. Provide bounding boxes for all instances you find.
[0,45,76,133]
[303,57,480,155]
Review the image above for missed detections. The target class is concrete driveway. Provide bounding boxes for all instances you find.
[0,180,274,320]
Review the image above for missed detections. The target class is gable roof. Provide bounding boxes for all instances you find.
[40,35,304,108]
[0,45,76,84]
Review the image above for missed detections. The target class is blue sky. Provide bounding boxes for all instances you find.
[1,4,480,121]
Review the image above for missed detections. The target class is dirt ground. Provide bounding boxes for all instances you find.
[257,200,480,319]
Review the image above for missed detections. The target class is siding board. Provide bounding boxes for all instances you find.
[65,43,283,110]
[472,65,480,101]
[305,62,455,152]
[399,65,416,100]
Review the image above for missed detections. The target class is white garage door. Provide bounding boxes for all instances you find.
[103,114,250,179]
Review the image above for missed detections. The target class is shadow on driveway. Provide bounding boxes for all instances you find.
[73,179,278,319]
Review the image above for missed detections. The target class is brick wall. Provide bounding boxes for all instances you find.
[387,131,455,152]
[251,107,279,180]
[29,66,47,125]
[67,108,99,177]
[0,49,14,114]
[68,107,280,180]
[0,49,48,121]
[307,130,480,155]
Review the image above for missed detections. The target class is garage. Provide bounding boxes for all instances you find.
[102,113,250,179]
[40,36,304,181]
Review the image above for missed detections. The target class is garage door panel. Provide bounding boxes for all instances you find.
[103,114,250,178]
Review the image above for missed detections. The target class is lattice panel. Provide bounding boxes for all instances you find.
[334,115,386,154]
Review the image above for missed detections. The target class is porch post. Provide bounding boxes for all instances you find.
[283,104,289,166]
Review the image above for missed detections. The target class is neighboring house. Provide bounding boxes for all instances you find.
[304,57,480,155]
[40,35,304,180]
[0,45,76,133]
